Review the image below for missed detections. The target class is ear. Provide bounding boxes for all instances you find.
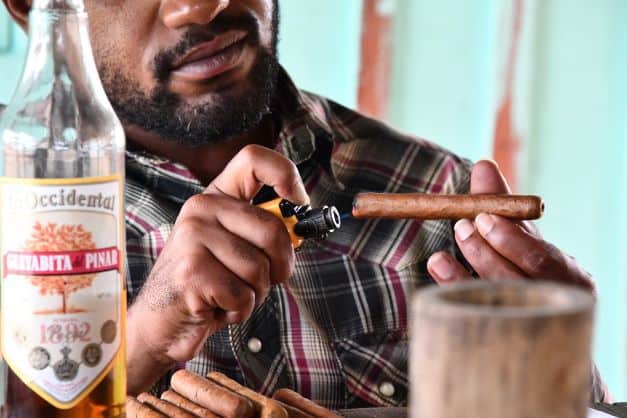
[3,0,31,30]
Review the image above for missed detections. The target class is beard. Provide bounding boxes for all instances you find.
[99,7,280,147]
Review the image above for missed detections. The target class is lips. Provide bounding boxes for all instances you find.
[170,30,249,82]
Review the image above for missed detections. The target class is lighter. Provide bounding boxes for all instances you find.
[257,198,342,249]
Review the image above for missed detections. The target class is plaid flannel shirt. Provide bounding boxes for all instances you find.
[0,68,607,408]
[125,69,472,409]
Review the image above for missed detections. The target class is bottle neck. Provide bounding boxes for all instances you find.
[23,1,99,124]
[32,0,85,11]
[2,0,119,154]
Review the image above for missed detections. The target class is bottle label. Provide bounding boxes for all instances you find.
[0,176,124,409]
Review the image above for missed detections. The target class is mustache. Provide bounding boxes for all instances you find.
[153,14,260,82]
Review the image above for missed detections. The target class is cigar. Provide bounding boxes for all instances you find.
[137,393,197,418]
[171,370,255,418]
[352,193,544,220]
[274,400,316,418]
[161,390,221,418]
[272,389,342,418]
[206,372,288,418]
[126,396,168,418]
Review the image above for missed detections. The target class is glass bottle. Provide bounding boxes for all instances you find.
[0,0,126,416]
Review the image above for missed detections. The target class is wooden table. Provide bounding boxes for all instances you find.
[337,404,627,418]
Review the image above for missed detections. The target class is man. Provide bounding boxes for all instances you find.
[2,0,608,408]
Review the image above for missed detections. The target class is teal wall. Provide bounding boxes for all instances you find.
[388,0,627,397]
[522,0,627,397]
[0,7,26,102]
[1,0,626,399]
[279,0,363,109]
[389,0,498,160]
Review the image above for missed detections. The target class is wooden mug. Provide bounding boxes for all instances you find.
[410,280,595,418]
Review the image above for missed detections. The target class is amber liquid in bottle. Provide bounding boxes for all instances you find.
[0,0,127,416]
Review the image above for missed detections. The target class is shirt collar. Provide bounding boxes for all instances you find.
[126,67,334,189]
[273,68,334,165]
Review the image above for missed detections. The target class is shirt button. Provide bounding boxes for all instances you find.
[247,338,263,353]
[378,381,395,398]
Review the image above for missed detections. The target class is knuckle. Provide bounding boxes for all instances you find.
[462,239,483,260]
[238,144,263,163]
[182,194,208,212]
[172,218,203,242]
[230,286,255,313]
[523,245,558,275]
[227,309,251,325]
[258,212,288,245]
[174,252,207,286]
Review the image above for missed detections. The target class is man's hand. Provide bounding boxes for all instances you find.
[126,145,309,394]
[427,160,594,292]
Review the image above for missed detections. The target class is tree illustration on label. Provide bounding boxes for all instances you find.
[24,221,97,314]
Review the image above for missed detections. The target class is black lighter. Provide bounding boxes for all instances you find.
[257,198,341,249]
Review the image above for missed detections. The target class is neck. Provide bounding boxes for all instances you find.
[125,116,277,185]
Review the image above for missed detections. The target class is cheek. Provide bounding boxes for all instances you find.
[86,5,160,92]
[254,0,276,48]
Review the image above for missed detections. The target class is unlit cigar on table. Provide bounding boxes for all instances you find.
[352,193,544,221]
[127,369,338,418]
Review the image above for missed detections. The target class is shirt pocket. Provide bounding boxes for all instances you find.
[332,330,408,407]
[291,246,423,340]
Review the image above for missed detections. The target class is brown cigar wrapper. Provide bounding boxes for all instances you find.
[352,193,544,220]
[126,396,168,418]
[275,400,316,418]
[161,390,221,418]
[207,371,288,418]
[171,370,255,418]
[272,389,342,418]
[137,393,197,418]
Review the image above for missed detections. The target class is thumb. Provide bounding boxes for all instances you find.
[470,159,540,236]
[470,160,512,195]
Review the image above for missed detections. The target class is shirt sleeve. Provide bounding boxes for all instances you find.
[590,362,612,404]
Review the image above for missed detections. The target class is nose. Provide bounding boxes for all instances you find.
[160,0,230,29]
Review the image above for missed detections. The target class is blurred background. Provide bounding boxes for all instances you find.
[1,0,626,398]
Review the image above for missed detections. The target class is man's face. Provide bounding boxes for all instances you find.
[86,0,279,146]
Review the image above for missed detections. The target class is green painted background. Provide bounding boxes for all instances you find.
[1,0,626,398]
[389,0,627,397]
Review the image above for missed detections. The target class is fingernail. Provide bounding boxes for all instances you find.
[297,186,310,206]
[428,253,454,281]
[454,219,475,241]
[475,213,496,235]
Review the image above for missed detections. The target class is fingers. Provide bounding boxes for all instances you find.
[470,159,539,236]
[180,194,294,285]
[427,252,472,284]
[183,251,256,325]
[453,218,527,280]
[216,203,294,285]
[470,160,512,194]
[474,213,594,290]
[187,218,272,305]
[205,144,309,205]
